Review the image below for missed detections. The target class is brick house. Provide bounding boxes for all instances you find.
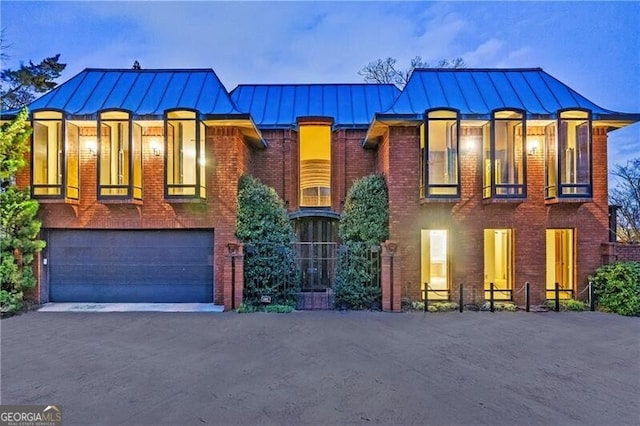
[3,67,638,310]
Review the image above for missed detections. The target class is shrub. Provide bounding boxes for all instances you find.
[590,262,640,316]
[334,174,388,310]
[481,301,517,312]
[235,303,294,314]
[0,289,23,316]
[545,299,586,312]
[427,302,459,312]
[262,304,294,313]
[236,175,300,307]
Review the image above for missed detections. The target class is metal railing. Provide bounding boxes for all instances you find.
[419,281,596,313]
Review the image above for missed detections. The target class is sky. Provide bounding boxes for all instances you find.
[1,0,639,170]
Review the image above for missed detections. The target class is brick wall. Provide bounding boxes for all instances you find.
[601,243,640,264]
[378,124,611,306]
[254,128,373,214]
[23,125,252,307]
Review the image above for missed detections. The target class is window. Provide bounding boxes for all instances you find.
[98,110,141,199]
[422,110,459,198]
[299,124,331,207]
[546,229,574,300]
[483,110,526,199]
[544,124,557,198]
[165,110,205,199]
[32,111,79,199]
[557,110,591,197]
[421,230,449,300]
[484,229,513,300]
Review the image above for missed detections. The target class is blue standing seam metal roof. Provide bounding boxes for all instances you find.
[230,84,400,129]
[382,68,640,121]
[24,68,244,119]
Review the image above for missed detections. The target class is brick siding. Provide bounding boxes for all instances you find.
[376,125,611,306]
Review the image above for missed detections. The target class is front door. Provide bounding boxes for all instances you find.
[292,216,339,291]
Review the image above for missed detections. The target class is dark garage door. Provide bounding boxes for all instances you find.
[48,229,214,303]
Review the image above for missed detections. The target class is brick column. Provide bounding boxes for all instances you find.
[600,242,618,265]
[381,241,401,312]
[224,243,244,311]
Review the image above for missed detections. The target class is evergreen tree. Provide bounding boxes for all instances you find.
[334,174,389,309]
[0,108,45,314]
[1,54,66,110]
[236,175,300,307]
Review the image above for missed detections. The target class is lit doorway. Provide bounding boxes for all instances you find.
[484,229,513,300]
[546,229,574,299]
[421,230,449,300]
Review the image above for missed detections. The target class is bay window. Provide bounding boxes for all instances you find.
[483,110,526,199]
[422,109,459,198]
[32,110,79,199]
[98,110,141,200]
[557,110,591,197]
[165,110,205,199]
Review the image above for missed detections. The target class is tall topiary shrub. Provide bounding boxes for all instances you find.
[235,175,300,306]
[0,108,46,314]
[590,261,640,316]
[334,174,389,309]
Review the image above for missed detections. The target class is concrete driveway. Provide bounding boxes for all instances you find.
[1,310,639,426]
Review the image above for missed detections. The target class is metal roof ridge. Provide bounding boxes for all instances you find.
[411,67,544,73]
[82,67,216,73]
[232,83,399,88]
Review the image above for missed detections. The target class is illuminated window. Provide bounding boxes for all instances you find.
[421,230,449,300]
[32,111,62,196]
[421,110,459,198]
[544,124,557,199]
[483,110,526,199]
[546,229,574,300]
[98,110,141,199]
[558,110,591,197]
[484,229,513,300]
[165,110,205,199]
[299,124,331,207]
[32,111,79,199]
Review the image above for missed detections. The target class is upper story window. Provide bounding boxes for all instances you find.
[32,110,79,199]
[299,123,331,207]
[421,109,460,198]
[553,110,592,198]
[98,110,142,200]
[165,110,205,199]
[483,110,526,199]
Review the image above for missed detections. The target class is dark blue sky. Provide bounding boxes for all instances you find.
[2,1,638,166]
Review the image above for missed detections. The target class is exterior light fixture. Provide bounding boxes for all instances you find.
[385,242,398,255]
[461,137,475,153]
[86,140,97,156]
[149,140,161,157]
[527,139,540,155]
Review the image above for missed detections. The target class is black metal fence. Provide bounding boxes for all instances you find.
[243,242,382,310]
[420,281,596,313]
